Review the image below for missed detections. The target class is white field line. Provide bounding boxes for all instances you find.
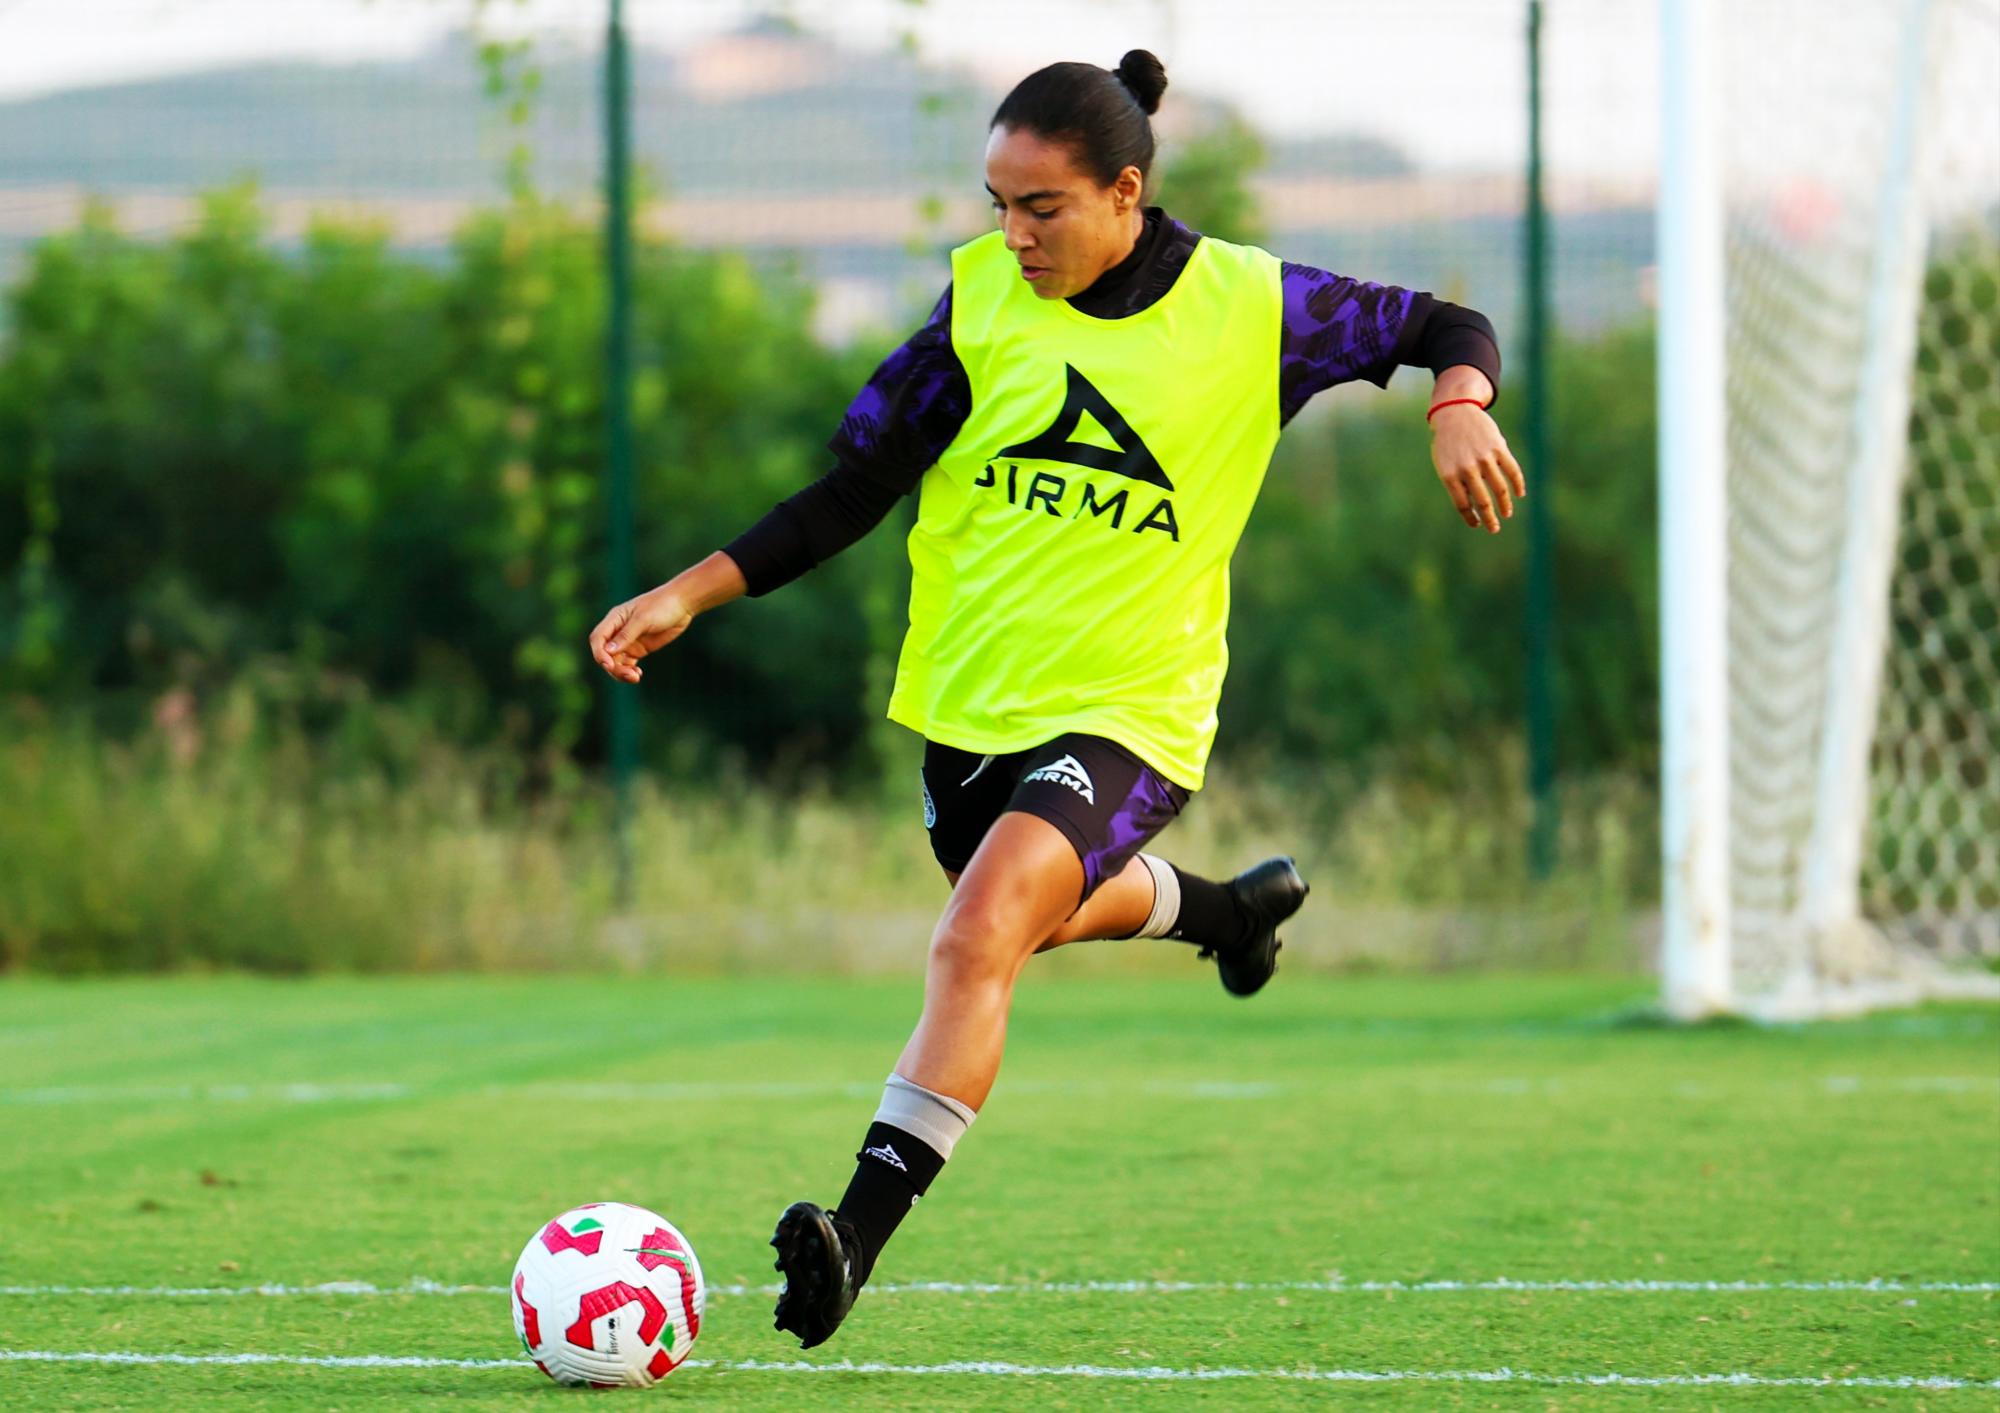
[0,1080,1277,1104]
[0,1083,415,1104]
[2,1277,1993,1299]
[0,1349,1993,1389]
[2,1075,1995,1105]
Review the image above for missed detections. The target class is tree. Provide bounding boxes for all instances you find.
[1157,113,1269,247]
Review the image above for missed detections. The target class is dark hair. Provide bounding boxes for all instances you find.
[990,50,1169,189]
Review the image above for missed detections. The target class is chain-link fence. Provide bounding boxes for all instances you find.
[0,0,1658,347]
[6,0,1994,980]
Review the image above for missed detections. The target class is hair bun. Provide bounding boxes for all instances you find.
[1114,49,1167,115]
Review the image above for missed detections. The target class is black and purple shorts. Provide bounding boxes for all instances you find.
[920,733,1191,905]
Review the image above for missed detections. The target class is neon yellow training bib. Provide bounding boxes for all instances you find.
[885,228,1283,792]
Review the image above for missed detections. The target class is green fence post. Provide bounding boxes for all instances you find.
[1526,0,1558,878]
[604,0,638,908]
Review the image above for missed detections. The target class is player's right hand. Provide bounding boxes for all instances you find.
[1429,402,1526,534]
[588,587,694,684]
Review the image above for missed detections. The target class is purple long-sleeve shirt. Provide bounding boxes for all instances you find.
[726,209,1500,596]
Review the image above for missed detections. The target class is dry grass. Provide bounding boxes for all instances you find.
[0,712,1657,975]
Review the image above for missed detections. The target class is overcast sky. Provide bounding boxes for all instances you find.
[0,0,1666,175]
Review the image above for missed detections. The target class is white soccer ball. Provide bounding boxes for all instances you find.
[511,1202,706,1387]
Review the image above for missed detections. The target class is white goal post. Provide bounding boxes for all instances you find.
[1658,0,2000,1018]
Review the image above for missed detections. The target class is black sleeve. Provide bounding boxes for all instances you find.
[1276,262,1501,422]
[721,460,905,599]
[826,283,971,491]
[1389,293,1504,406]
[718,285,970,598]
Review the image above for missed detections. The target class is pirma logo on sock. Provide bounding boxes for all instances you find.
[864,1142,907,1172]
[1022,754,1095,804]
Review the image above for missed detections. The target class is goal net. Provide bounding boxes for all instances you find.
[1665,0,2000,1017]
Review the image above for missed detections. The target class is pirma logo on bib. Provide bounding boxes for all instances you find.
[970,365,1182,542]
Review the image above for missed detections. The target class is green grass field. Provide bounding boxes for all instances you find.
[0,973,1994,1409]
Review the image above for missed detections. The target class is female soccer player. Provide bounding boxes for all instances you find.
[588,51,1522,1349]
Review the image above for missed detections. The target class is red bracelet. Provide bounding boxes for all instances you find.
[1426,397,1488,424]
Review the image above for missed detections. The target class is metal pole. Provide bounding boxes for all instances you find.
[1524,0,1557,879]
[604,0,638,908]
[1658,0,1734,1017]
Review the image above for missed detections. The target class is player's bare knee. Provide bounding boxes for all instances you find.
[926,904,1029,982]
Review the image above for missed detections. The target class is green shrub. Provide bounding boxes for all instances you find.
[0,692,1655,976]
[0,189,887,786]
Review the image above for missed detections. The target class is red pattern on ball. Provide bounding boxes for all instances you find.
[537,1218,604,1258]
[636,1225,702,1340]
[513,1272,542,1347]
[565,1280,668,1350]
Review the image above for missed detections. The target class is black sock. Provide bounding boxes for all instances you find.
[1166,864,1251,949]
[834,1122,946,1286]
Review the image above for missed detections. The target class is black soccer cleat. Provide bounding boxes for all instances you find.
[1201,856,1309,998]
[770,1200,862,1350]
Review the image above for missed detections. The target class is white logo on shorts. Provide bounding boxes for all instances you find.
[1022,753,1096,805]
[922,779,937,829]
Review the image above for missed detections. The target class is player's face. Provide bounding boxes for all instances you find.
[984,125,1144,301]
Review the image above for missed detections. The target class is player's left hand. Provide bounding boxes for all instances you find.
[1430,403,1526,534]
